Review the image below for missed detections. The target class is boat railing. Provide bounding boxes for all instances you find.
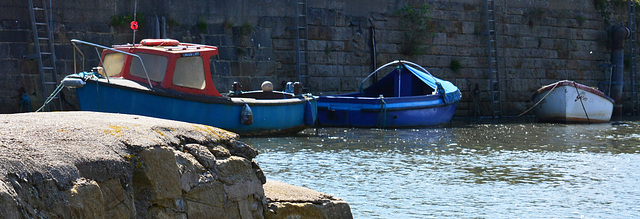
[360,60,437,94]
[71,39,154,88]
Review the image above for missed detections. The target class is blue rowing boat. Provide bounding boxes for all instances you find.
[63,39,316,136]
[316,60,460,128]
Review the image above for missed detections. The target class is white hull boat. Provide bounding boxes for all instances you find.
[533,80,614,123]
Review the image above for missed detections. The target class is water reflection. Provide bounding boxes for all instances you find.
[243,120,640,218]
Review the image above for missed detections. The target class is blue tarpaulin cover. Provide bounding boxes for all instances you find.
[404,64,461,103]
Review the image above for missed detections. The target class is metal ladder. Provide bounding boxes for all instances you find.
[27,0,61,111]
[295,0,310,92]
[485,0,502,118]
[629,0,638,115]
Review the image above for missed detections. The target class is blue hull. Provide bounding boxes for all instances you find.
[75,80,316,135]
[317,94,457,128]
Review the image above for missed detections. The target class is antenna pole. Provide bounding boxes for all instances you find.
[132,0,137,44]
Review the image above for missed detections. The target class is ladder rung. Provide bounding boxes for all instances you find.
[41,52,52,55]
[33,7,45,11]
[36,23,47,26]
[38,37,50,41]
[43,67,54,70]
[44,82,58,85]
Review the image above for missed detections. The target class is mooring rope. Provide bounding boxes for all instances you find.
[35,83,65,112]
[378,95,387,128]
[516,82,560,117]
[572,82,591,124]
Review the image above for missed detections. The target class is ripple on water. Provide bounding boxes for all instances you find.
[244,121,640,218]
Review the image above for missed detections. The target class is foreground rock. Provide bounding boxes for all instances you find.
[264,180,352,219]
[0,112,351,218]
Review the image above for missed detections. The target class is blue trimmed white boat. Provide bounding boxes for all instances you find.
[62,39,316,135]
[316,60,461,128]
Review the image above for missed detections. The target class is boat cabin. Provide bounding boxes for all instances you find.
[362,66,436,98]
[100,39,222,97]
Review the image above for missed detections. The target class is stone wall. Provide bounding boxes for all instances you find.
[0,0,636,116]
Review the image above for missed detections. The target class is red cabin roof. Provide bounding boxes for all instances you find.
[101,39,222,97]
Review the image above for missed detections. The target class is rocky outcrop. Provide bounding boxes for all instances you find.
[264,180,352,219]
[0,112,349,218]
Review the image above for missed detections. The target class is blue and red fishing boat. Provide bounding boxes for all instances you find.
[63,39,316,135]
[316,60,460,128]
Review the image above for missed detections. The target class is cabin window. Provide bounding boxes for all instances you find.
[173,56,206,90]
[129,53,168,82]
[103,53,126,76]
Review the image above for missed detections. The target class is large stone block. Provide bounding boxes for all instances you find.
[1,20,28,30]
[308,8,337,26]
[308,26,332,40]
[273,50,295,64]
[340,76,360,92]
[375,30,402,44]
[252,27,273,48]
[0,30,28,43]
[271,38,293,50]
[204,35,222,46]
[432,32,447,45]
[98,178,134,218]
[375,43,400,54]
[65,179,106,218]
[0,60,20,75]
[329,26,353,41]
[311,64,341,77]
[258,17,288,38]
[310,76,341,92]
[264,180,352,219]
[218,46,238,61]
[135,146,182,207]
[308,40,329,51]
[342,64,370,78]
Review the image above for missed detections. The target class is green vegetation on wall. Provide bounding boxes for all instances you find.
[450,59,462,73]
[196,21,208,33]
[324,43,333,54]
[109,13,144,27]
[524,8,546,27]
[593,0,639,24]
[611,0,640,6]
[239,22,253,36]
[395,4,433,56]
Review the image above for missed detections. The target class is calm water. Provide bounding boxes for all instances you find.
[243,120,640,218]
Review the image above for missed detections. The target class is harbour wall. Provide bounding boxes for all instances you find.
[0,0,635,116]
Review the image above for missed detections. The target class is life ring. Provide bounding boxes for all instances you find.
[140,39,180,46]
